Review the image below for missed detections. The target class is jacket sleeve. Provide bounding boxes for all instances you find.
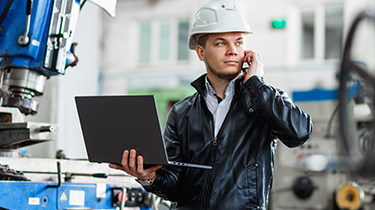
[243,76,313,147]
[142,107,182,201]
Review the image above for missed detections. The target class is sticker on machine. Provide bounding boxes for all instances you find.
[69,190,85,206]
[28,197,40,205]
[31,39,40,47]
[96,183,107,198]
[60,191,67,200]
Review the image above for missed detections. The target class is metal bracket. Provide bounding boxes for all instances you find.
[18,0,33,46]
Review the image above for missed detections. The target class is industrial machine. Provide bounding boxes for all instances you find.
[0,1,163,209]
[270,7,375,210]
[3,0,375,209]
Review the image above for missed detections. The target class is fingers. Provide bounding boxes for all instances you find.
[111,149,162,180]
[137,155,144,172]
[109,163,123,170]
[128,149,137,172]
[243,50,252,63]
[137,155,163,176]
[121,149,130,171]
[243,50,263,64]
[242,50,264,81]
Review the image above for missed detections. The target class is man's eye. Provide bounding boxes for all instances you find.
[236,42,243,45]
[217,42,224,46]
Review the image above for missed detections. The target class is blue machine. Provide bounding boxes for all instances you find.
[0,1,155,209]
[0,0,85,115]
[0,0,79,76]
[0,181,148,209]
[0,160,153,210]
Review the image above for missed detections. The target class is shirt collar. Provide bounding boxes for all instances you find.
[205,74,242,98]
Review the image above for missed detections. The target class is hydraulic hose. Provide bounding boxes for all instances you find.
[0,0,14,27]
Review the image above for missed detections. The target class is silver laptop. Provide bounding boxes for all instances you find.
[75,95,212,170]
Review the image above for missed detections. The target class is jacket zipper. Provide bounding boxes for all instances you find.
[202,120,218,210]
[212,137,217,146]
[201,93,239,209]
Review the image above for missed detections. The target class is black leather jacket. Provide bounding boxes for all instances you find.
[144,74,313,210]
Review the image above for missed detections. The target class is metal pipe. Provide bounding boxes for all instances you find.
[18,0,33,46]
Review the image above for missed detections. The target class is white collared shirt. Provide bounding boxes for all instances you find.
[204,75,240,137]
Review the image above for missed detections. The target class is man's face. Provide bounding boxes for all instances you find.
[196,32,245,81]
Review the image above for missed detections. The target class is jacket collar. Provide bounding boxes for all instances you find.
[191,74,208,97]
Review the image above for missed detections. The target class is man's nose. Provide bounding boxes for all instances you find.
[227,44,238,56]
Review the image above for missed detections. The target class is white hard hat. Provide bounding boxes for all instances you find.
[188,0,253,50]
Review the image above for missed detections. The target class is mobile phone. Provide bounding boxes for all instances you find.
[241,61,251,72]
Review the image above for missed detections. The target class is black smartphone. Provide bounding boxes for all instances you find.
[241,61,251,72]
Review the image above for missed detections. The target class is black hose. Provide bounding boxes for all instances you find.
[80,0,87,11]
[0,0,14,27]
[338,8,375,176]
[325,103,340,138]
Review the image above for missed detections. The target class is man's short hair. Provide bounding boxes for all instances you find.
[196,34,209,48]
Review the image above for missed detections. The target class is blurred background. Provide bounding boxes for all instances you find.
[3,0,374,209]
[28,0,372,159]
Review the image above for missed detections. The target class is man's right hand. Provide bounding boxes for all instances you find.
[109,149,162,181]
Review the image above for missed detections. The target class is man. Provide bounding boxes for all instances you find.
[110,1,313,209]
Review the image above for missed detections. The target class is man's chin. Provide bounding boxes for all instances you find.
[218,72,241,80]
[207,65,241,80]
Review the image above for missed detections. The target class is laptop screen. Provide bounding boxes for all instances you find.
[75,95,169,165]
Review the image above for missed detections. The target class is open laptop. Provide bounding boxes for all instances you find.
[75,95,212,170]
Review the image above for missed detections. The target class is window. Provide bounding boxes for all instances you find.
[299,4,344,61]
[138,20,190,64]
[139,22,152,64]
[178,21,190,61]
[159,23,170,61]
[301,12,315,59]
[325,5,343,59]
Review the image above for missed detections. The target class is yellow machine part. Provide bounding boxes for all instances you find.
[336,182,364,210]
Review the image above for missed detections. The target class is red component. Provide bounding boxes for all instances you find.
[297,154,305,161]
[117,191,128,202]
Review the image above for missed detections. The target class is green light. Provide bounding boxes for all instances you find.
[271,18,287,29]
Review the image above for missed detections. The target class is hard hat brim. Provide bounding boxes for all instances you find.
[188,31,253,50]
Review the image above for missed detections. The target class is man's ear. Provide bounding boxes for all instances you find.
[196,45,205,61]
